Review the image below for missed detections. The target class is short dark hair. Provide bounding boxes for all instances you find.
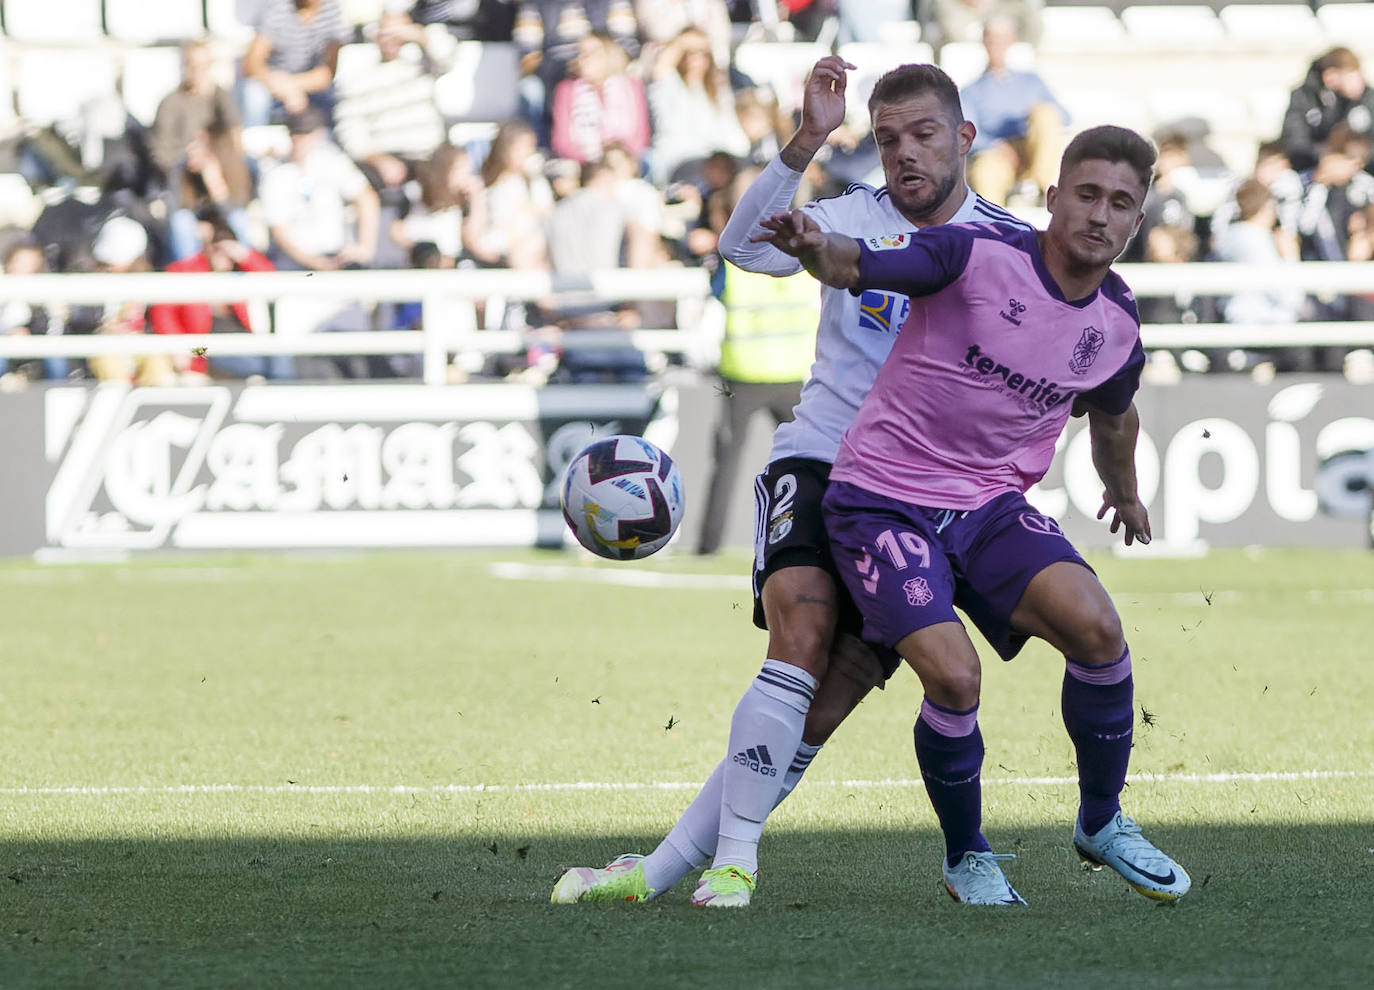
[867,63,963,124]
[1059,125,1157,195]
[1234,178,1273,221]
[1318,46,1360,74]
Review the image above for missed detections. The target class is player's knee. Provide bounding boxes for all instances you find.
[1065,606,1125,665]
[767,614,834,677]
[910,658,981,710]
[941,666,982,710]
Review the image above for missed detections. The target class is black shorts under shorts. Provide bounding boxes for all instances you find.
[750,456,902,680]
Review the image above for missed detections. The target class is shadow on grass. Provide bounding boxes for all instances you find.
[2,822,1371,990]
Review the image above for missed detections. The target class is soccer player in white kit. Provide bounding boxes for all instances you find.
[552,59,1028,907]
[753,124,1191,905]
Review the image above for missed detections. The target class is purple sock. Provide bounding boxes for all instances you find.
[1062,649,1134,835]
[914,700,990,867]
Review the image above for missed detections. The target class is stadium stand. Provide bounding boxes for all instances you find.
[104,0,207,45]
[431,41,522,123]
[0,0,1367,386]
[1036,6,1130,53]
[1218,3,1326,47]
[203,0,256,44]
[2,0,105,44]
[14,47,118,127]
[120,46,185,128]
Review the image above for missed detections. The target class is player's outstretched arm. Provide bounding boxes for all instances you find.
[718,56,855,275]
[1088,402,1151,546]
[751,210,862,290]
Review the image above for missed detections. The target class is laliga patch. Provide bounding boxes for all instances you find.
[865,233,908,251]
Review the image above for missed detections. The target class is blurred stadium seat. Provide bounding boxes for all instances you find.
[1057,90,1150,134]
[1315,2,1374,40]
[335,41,380,80]
[1037,6,1129,52]
[432,42,520,122]
[937,40,1035,88]
[120,46,184,127]
[105,0,207,45]
[835,41,935,119]
[1119,5,1226,46]
[340,0,386,28]
[1147,87,1250,135]
[1219,4,1326,47]
[0,172,39,227]
[0,49,16,135]
[204,0,255,45]
[3,0,104,43]
[731,42,829,114]
[15,47,117,126]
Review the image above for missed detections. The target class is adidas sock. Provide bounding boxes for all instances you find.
[640,761,722,894]
[778,741,822,801]
[640,741,824,893]
[1062,649,1134,835]
[713,659,818,875]
[913,699,991,867]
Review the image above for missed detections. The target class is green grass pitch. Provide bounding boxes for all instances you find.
[1,547,1372,988]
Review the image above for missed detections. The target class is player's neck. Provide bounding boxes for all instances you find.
[902,184,971,229]
[1035,231,1110,302]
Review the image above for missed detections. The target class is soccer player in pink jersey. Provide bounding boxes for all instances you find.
[552,60,1029,908]
[752,125,1191,905]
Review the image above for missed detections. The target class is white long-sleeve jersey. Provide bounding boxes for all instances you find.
[717,156,1029,465]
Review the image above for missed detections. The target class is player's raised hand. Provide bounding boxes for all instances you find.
[800,56,857,138]
[780,57,858,170]
[1097,491,1152,547]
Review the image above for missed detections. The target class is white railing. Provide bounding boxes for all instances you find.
[0,262,1371,384]
[0,268,713,385]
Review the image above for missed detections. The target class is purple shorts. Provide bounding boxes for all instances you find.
[822,482,1091,661]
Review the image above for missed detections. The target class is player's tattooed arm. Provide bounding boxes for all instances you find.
[751,210,862,289]
[1087,402,1152,546]
[779,56,857,172]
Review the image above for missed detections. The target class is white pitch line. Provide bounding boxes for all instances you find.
[487,561,750,590]
[3,770,1370,797]
[485,563,1374,604]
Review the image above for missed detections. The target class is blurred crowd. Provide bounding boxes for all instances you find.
[0,0,1372,388]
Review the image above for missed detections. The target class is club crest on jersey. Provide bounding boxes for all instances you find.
[1069,326,1105,375]
[858,290,909,334]
[768,510,794,544]
[865,233,908,251]
[904,576,934,606]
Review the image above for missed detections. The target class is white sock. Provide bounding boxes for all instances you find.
[640,761,722,894]
[640,739,824,892]
[779,741,822,801]
[713,659,818,874]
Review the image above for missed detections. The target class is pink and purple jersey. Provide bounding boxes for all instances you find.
[830,223,1145,510]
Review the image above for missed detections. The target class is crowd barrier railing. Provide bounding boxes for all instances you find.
[0,263,1371,384]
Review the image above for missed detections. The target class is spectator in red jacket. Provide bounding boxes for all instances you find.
[149,213,294,381]
[550,32,650,164]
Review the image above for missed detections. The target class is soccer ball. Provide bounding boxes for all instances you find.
[560,435,686,560]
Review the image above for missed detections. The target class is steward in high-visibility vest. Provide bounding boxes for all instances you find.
[697,266,819,554]
[718,267,818,384]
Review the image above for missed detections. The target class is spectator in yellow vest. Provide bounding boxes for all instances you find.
[696,260,818,554]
